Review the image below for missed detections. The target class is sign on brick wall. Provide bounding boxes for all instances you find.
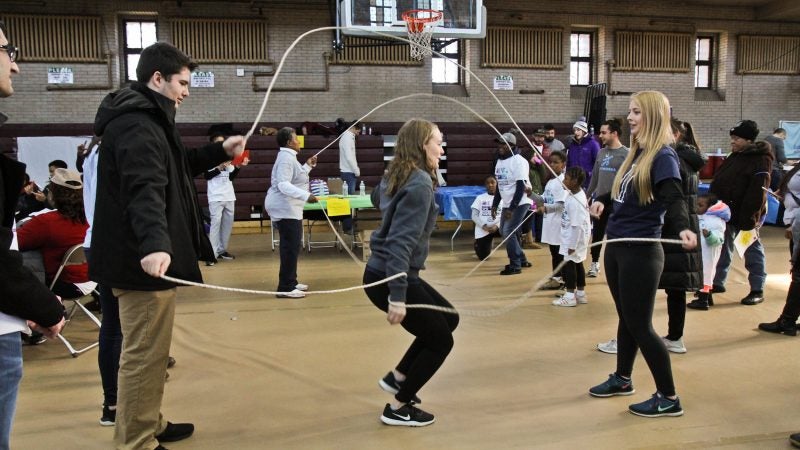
[191,71,215,88]
[493,75,513,90]
[47,67,73,84]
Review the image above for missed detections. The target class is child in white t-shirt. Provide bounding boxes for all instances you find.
[471,175,502,260]
[552,166,591,307]
[537,151,567,289]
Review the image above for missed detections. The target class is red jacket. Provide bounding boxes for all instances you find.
[17,211,89,284]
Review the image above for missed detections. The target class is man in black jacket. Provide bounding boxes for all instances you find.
[91,42,244,449]
[0,20,65,450]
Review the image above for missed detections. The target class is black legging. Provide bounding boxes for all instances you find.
[563,260,585,290]
[605,243,676,397]
[590,206,610,263]
[548,244,563,278]
[664,289,686,341]
[363,269,459,404]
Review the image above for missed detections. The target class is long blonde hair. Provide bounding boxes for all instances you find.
[385,118,439,196]
[611,91,675,205]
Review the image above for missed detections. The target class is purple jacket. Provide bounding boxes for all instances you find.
[567,136,601,188]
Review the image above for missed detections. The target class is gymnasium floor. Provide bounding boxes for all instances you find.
[12,224,800,449]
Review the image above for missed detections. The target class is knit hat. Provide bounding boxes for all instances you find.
[495,132,516,146]
[573,120,589,133]
[729,120,759,141]
[50,168,82,190]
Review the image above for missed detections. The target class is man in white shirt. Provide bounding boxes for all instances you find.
[265,127,318,298]
[339,120,361,232]
[491,133,534,275]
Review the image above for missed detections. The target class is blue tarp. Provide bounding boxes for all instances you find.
[434,186,487,220]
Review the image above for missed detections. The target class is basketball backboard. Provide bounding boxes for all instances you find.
[339,0,486,39]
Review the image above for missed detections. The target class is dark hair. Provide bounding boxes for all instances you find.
[775,127,786,134]
[602,118,623,135]
[698,192,718,204]
[136,42,198,83]
[543,123,556,131]
[276,127,295,147]
[565,166,586,186]
[49,183,86,224]
[549,150,566,162]
[49,160,68,169]
[484,175,497,183]
[670,118,702,150]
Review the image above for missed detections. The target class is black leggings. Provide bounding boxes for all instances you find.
[563,260,585,290]
[590,206,610,263]
[665,289,686,341]
[363,269,459,404]
[474,231,500,261]
[549,244,563,277]
[605,243,676,397]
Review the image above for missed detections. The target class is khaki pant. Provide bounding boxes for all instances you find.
[112,288,176,450]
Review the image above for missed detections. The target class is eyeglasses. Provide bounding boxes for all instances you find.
[0,44,18,63]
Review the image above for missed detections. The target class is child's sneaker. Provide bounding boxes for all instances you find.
[628,392,683,417]
[552,295,577,307]
[576,293,588,304]
[541,278,562,290]
[587,262,600,277]
[596,339,617,354]
[589,373,635,397]
[380,402,435,427]
[379,372,421,403]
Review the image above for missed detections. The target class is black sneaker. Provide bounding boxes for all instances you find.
[218,252,235,260]
[741,291,764,305]
[379,372,421,403]
[156,422,194,443]
[99,405,116,426]
[711,284,726,293]
[21,332,46,345]
[790,431,800,448]
[521,261,532,268]
[628,392,683,417]
[205,260,215,266]
[380,403,435,427]
[500,267,521,275]
[167,356,177,368]
[589,373,635,397]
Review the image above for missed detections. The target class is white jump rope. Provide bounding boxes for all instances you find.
[161,26,691,316]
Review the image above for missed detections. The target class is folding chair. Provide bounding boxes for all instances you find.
[304,209,345,252]
[50,244,101,357]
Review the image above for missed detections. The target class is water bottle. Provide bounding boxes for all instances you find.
[359,180,366,196]
[589,124,595,135]
[361,124,366,135]
[342,181,348,196]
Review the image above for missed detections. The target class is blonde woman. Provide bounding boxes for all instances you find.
[586,91,697,417]
[363,118,459,427]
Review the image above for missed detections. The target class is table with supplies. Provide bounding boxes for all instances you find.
[434,186,486,251]
[302,195,375,251]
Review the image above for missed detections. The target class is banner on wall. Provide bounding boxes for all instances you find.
[780,121,800,159]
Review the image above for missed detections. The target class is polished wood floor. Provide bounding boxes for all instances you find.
[12,223,800,449]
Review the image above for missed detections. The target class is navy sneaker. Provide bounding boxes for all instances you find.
[380,402,435,427]
[589,373,635,397]
[99,405,115,426]
[379,372,421,403]
[156,422,194,443]
[628,392,684,417]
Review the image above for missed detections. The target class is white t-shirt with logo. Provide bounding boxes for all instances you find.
[559,189,591,262]
[471,192,501,239]
[494,154,533,208]
[541,173,566,245]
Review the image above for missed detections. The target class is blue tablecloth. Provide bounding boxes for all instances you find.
[434,186,486,221]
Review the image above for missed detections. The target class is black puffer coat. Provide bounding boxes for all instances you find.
[659,143,705,291]
[710,142,773,230]
[90,83,229,291]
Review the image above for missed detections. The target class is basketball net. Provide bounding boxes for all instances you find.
[402,9,443,60]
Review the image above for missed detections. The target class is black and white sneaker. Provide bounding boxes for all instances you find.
[217,252,235,260]
[99,405,116,426]
[379,372,421,403]
[380,403,435,427]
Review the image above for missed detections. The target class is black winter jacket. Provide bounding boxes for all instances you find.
[0,113,64,326]
[90,83,229,291]
[710,143,773,230]
[659,144,705,291]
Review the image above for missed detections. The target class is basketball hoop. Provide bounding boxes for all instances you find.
[402,9,443,60]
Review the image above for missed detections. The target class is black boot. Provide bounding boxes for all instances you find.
[758,316,798,336]
[687,291,710,310]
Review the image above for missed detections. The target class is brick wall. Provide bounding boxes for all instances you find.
[1,0,799,151]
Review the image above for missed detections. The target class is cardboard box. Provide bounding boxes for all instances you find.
[360,230,373,262]
[327,177,344,195]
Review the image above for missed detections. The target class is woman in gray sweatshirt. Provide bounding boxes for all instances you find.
[363,118,459,427]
